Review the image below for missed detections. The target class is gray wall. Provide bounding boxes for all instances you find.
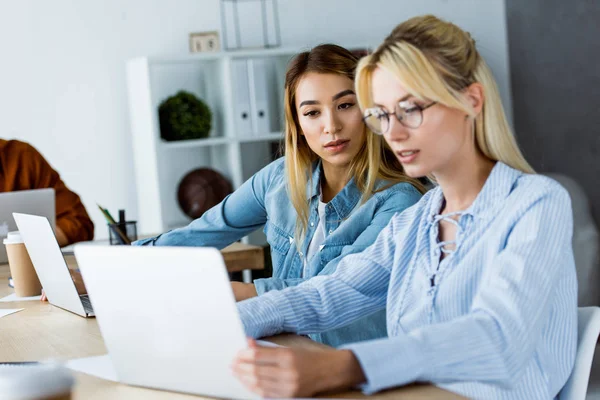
[506,0,600,225]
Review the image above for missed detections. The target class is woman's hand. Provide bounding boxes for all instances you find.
[40,269,87,302]
[231,339,366,398]
[231,282,258,302]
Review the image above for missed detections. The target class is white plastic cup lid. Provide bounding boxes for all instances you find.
[3,231,23,245]
[0,363,74,399]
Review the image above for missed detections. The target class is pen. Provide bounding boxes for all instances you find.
[96,204,131,245]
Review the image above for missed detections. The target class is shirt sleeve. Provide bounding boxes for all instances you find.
[253,185,421,294]
[343,186,576,394]
[133,160,280,248]
[26,145,94,244]
[237,211,406,339]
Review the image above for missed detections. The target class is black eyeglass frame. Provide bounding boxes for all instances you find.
[362,101,437,134]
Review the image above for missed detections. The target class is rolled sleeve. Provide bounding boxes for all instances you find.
[237,293,286,338]
[343,335,425,394]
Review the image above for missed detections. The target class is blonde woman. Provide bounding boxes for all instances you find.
[232,16,577,399]
[135,44,425,347]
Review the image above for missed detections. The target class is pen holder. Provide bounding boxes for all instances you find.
[108,221,137,245]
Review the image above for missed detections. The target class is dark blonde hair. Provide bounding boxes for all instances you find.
[284,44,425,244]
[356,15,534,174]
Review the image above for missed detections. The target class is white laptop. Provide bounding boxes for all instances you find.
[73,245,260,400]
[12,213,94,317]
[0,189,55,264]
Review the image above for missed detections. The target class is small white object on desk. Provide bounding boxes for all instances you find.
[0,293,42,302]
[0,363,74,399]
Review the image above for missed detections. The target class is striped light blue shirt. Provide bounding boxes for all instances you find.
[238,162,578,399]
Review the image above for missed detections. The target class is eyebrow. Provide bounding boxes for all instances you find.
[298,89,356,108]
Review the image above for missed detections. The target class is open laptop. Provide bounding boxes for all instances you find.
[0,189,55,264]
[73,245,259,400]
[12,213,94,317]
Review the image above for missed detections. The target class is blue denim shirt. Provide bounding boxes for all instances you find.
[134,157,422,347]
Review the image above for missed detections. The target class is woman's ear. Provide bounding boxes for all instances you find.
[465,82,485,116]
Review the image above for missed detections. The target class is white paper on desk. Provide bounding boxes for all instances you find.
[0,293,42,302]
[66,355,118,382]
[0,308,23,318]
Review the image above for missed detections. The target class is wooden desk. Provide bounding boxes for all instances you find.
[62,242,264,273]
[220,242,264,272]
[0,264,462,399]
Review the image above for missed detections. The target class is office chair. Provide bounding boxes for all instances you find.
[560,307,600,400]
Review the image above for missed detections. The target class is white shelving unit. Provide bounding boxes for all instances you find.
[126,47,302,245]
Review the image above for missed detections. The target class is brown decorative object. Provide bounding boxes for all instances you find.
[350,48,370,59]
[177,168,233,219]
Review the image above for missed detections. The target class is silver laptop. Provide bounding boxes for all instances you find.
[74,245,259,400]
[12,213,94,317]
[0,189,55,263]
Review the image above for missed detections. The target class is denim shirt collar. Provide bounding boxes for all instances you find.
[306,160,362,220]
[427,161,522,223]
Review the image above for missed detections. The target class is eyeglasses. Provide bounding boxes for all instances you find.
[362,101,437,135]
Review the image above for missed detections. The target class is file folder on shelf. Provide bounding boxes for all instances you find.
[231,59,253,137]
[249,58,272,135]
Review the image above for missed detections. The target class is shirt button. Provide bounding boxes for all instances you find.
[328,229,333,234]
[310,222,314,227]
[299,252,303,257]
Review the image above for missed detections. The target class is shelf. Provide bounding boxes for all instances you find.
[160,133,284,149]
[144,44,375,65]
[238,132,284,143]
[160,137,232,149]
[146,46,306,65]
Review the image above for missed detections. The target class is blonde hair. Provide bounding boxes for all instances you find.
[356,15,534,176]
[284,44,426,246]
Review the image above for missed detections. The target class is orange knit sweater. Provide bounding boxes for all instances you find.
[0,139,94,244]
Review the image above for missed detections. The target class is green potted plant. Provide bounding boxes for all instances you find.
[158,90,212,141]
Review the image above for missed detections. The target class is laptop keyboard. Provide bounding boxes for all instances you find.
[80,295,94,313]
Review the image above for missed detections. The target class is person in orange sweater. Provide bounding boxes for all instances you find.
[0,139,94,246]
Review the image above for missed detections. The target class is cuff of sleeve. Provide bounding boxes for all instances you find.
[132,235,161,246]
[342,335,424,394]
[254,278,286,295]
[237,294,285,338]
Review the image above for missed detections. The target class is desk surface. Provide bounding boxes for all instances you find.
[220,242,265,272]
[63,242,265,273]
[0,263,463,399]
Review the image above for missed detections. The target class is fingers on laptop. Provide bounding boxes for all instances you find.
[40,290,47,302]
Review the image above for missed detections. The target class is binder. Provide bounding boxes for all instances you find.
[248,58,272,135]
[231,59,253,137]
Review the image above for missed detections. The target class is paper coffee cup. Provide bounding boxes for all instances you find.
[3,232,42,297]
[0,363,74,400]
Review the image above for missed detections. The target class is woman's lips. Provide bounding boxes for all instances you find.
[395,149,420,163]
[324,139,350,153]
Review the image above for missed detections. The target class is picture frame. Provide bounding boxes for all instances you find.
[189,31,221,53]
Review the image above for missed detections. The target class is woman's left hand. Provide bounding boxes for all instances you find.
[231,282,258,302]
[231,339,366,398]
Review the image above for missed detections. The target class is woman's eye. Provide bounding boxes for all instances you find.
[402,105,420,114]
[338,102,355,110]
[303,110,319,117]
